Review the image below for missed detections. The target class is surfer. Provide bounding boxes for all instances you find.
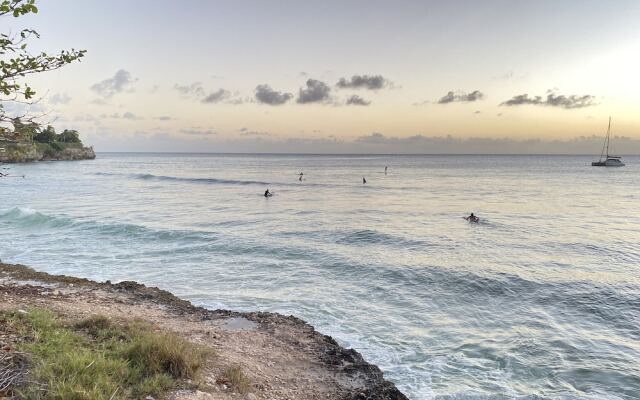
[464,213,479,223]
[299,172,303,181]
[385,166,388,175]
[264,189,272,197]
[362,177,367,184]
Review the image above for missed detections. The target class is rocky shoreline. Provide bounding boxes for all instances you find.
[0,263,408,400]
[0,143,96,163]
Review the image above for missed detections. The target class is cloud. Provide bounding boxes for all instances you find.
[1,101,45,115]
[240,130,271,137]
[174,83,241,104]
[356,132,387,144]
[90,69,135,98]
[297,79,331,104]
[336,75,390,90]
[226,96,249,105]
[173,82,246,104]
[493,71,529,81]
[438,90,484,104]
[90,98,109,105]
[122,112,140,120]
[72,113,99,122]
[350,133,639,154]
[238,127,271,136]
[49,93,71,105]
[255,84,293,105]
[173,82,205,97]
[180,128,217,136]
[99,112,142,120]
[345,95,371,106]
[90,130,640,155]
[202,89,231,104]
[501,91,597,109]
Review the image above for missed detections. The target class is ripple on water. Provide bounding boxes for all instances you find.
[3,154,640,400]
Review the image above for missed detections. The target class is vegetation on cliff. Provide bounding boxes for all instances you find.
[1,119,94,162]
[0,308,208,399]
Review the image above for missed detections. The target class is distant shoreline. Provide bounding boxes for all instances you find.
[89,151,640,156]
[0,142,95,163]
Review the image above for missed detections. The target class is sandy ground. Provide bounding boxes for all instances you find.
[0,263,407,400]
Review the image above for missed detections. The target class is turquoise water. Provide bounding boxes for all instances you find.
[1,154,639,399]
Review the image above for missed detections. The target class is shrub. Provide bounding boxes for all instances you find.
[3,309,208,399]
[223,365,252,394]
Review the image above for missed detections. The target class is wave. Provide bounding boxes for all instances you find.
[275,227,429,250]
[93,172,364,188]
[0,207,76,229]
[544,241,640,265]
[94,172,270,186]
[0,207,215,244]
[0,207,336,266]
[335,229,427,248]
[420,268,640,339]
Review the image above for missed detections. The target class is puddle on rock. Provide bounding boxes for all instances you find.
[219,317,258,332]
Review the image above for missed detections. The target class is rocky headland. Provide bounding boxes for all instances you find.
[0,142,96,163]
[0,263,407,400]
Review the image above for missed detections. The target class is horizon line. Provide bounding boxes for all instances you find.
[93,151,640,157]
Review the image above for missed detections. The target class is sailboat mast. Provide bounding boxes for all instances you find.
[605,117,611,158]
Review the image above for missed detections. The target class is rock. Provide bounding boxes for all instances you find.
[192,391,214,399]
[243,393,258,400]
[0,143,96,163]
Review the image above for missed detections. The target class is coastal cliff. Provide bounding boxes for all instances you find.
[0,142,96,163]
[0,263,407,400]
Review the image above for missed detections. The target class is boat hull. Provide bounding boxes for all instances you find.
[592,159,625,167]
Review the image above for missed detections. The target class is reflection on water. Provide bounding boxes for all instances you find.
[1,154,639,399]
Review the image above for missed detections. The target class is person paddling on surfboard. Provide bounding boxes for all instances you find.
[464,213,479,223]
[264,189,272,197]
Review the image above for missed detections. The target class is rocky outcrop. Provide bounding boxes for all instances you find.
[39,145,96,161]
[0,143,95,163]
[0,263,409,400]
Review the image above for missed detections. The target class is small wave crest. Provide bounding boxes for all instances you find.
[93,172,343,188]
[0,207,214,244]
[335,229,427,248]
[0,207,74,229]
[96,172,270,186]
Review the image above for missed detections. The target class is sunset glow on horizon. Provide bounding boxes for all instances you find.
[6,0,640,153]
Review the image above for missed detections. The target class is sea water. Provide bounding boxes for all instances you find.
[1,154,639,399]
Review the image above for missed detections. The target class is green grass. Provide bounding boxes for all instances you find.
[1,309,208,399]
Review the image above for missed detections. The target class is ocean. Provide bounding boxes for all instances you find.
[1,153,639,399]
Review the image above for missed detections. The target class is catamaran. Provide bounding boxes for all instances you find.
[592,117,625,167]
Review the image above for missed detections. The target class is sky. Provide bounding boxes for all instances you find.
[4,0,640,153]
